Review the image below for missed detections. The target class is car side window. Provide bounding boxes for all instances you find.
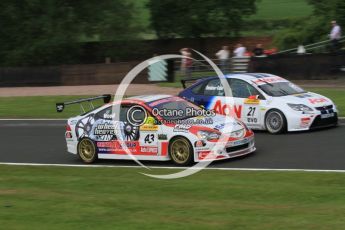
[95,106,114,120]
[203,79,225,96]
[230,79,263,99]
[191,82,205,95]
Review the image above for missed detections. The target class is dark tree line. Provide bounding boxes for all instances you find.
[0,0,140,66]
[0,0,257,66]
[147,0,256,38]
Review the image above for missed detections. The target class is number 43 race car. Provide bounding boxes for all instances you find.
[56,95,255,165]
[179,73,338,134]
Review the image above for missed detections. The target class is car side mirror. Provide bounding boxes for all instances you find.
[248,95,260,100]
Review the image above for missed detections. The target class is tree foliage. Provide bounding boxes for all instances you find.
[0,0,140,66]
[147,0,256,38]
[274,0,345,50]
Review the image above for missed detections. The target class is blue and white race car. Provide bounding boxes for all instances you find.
[179,73,338,134]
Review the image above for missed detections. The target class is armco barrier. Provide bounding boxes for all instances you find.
[249,53,345,80]
[0,62,149,87]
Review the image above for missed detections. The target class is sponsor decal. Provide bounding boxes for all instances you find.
[140,124,158,131]
[158,134,168,140]
[205,85,224,91]
[97,141,159,155]
[244,99,260,105]
[309,98,328,104]
[300,117,311,127]
[104,113,115,119]
[140,146,158,153]
[173,124,192,132]
[93,123,121,141]
[253,77,286,85]
[244,95,260,105]
[247,117,258,123]
[212,100,242,118]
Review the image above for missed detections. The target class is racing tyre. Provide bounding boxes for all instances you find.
[169,137,193,166]
[78,138,97,163]
[265,110,287,134]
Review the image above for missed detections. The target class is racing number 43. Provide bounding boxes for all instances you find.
[144,134,155,144]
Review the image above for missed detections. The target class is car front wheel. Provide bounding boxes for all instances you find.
[265,110,287,134]
[169,137,193,166]
[78,138,97,163]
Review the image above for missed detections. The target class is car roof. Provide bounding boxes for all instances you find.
[126,94,173,103]
[196,73,280,83]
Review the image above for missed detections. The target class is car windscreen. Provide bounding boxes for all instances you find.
[147,97,203,121]
[258,82,306,97]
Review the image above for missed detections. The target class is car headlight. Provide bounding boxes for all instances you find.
[230,128,245,138]
[197,130,220,141]
[287,103,313,113]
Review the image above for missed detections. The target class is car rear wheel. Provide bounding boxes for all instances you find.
[78,138,97,163]
[265,110,287,134]
[169,137,193,166]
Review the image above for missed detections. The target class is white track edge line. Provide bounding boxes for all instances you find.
[0,118,344,121]
[1,162,345,173]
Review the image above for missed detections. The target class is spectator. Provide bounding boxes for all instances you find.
[215,46,230,73]
[233,44,246,57]
[297,45,306,54]
[252,44,265,57]
[330,20,342,53]
[180,48,193,78]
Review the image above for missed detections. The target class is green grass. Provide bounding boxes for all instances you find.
[134,0,313,38]
[1,165,345,229]
[0,88,344,118]
[305,88,345,116]
[0,95,104,119]
[250,0,313,20]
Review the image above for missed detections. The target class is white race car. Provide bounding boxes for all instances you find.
[179,73,338,134]
[56,95,255,165]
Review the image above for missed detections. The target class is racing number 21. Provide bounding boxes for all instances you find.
[247,107,256,117]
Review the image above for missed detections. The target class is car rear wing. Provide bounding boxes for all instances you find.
[56,94,112,113]
[181,77,206,89]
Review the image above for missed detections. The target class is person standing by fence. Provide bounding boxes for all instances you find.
[180,48,193,78]
[215,46,230,73]
[330,20,342,53]
[233,44,246,57]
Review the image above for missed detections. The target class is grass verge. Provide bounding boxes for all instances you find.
[0,88,344,118]
[1,165,345,230]
[0,95,104,119]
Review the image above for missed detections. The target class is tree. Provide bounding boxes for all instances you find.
[147,0,256,38]
[274,0,345,50]
[0,0,140,66]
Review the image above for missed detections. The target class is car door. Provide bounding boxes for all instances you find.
[198,78,226,109]
[229,79,265,129]
[199,78,243,120]
[187,81,213,107]
[120,104,162,156]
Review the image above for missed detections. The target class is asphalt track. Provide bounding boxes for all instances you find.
[1,120,345,170]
